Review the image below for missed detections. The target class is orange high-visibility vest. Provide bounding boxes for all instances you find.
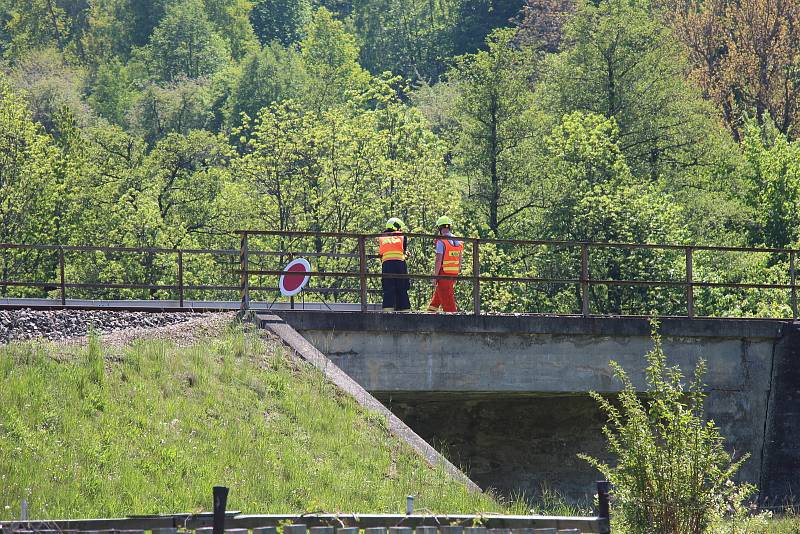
[441,239,463,275]
[378,233,405,262]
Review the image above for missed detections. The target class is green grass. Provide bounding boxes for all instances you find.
[0,324,516,519]
[718,514,800,533]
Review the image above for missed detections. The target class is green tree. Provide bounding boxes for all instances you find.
[449,0,522,56]
[0,80,61,294]
[7,47,92,132]
[138,0,229,82]
[250,0,311,46]
[300,8,370,113]
[128,78,215,146]
[540,0,718,181]
[87,58,134,126]
[538,112,689,315]
[203,0,258,59]
[740,120,800,249]
[447,28,540,236]
[128,0,169,47]
[81,0,137,62]
[352,0,458,82]
[1,0,69,58]
[228,42,307,126]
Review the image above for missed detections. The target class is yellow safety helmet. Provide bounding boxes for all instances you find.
[436,216,453,228]
[385,217,406,231]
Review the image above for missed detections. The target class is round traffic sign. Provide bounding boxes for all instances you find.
[279,258,311,297]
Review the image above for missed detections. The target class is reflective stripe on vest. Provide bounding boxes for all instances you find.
[441,239,463,275]
[378,234,405,262]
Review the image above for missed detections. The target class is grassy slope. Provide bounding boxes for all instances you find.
[0,325,514,519]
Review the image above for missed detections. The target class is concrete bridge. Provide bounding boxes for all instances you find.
[263,311,800,503]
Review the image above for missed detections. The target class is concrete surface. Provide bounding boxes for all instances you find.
[266,311,796,502]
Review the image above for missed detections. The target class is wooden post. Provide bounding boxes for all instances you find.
[581,244,590,317]
[177,250,184,308]
[58,246,66,306]
[686,247,694,318]
[472,239,481,316]
[359,236,368,312]
[283,526,308,534]
[309,528,334,534]
[597,480,611,519]
[251,528,277,534]
[415,528,438,534]
[212,486,228,534]
[791,251,797,320]
[239,234,250,313]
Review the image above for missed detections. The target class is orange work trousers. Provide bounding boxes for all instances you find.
[428,277,457,313]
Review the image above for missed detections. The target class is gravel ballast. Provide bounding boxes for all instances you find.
[0,309,208,344]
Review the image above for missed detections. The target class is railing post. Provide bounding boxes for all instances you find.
[358,236,368,312]
[177,250,184,308]
[472,239,481,316]
[212,486,229,534]
[791,251,797,320]
[597,480,611,520]
[686,247,694,318]
[581,244,590,317]
[58,246,66,306]
[240,233,250,313]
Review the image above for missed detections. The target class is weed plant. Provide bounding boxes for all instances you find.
[580,321,753,534]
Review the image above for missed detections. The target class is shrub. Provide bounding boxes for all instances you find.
[580,321,753,534]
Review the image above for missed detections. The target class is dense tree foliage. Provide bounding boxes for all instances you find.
[0,0,798,316]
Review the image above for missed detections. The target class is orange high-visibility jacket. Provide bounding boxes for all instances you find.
[441,239,463,275]
[378,233,405,262]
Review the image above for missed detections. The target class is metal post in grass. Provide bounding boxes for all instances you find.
[212,486,229,534]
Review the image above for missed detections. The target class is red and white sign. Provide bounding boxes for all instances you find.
[279,258,311,297]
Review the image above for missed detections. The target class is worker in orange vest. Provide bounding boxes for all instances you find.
[378,217,411,312]
[428,216,463,313]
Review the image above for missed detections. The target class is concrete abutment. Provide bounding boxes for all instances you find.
[263,311,800,503]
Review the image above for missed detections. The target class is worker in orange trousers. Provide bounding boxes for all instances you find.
[428,216,463,313]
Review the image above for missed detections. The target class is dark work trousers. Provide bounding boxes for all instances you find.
[381,260,411,311]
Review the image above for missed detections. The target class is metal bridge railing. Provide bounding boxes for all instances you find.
[1,232,798,318]
[236,230,800,319]
[0,242,379,310]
